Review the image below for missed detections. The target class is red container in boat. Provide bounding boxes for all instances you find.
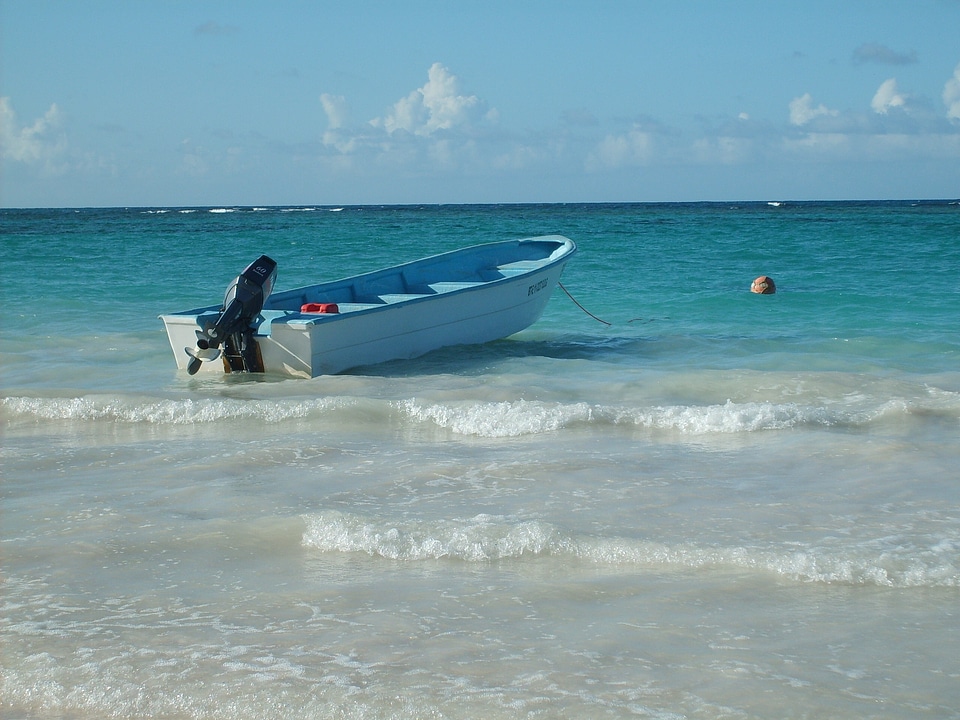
[300,303,339,314]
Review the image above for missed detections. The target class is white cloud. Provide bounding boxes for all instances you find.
[0,97,67,166]
[317,63,500,169]
[789,93,838,126]
[871,78,908,114]
[379,89,425,134]
[320,93,349,130]
[782,130,960,164]
[692,135,756,165]
[373,63,488,137]
[320,93,357,153]
[944,63,960,122]
[782,132,851,157]
[585,127,654,171]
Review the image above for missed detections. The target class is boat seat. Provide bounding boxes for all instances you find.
[378,293,433,303]
[322,302,383,313]
[260,305,385,335]
[425,281,486,293]
[497,260,543,274]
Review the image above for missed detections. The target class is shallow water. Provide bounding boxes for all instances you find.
[2,202,959,718]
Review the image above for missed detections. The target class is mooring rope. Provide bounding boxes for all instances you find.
[558,282,655,326]
[558,282,612,326]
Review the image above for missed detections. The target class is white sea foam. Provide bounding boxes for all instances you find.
[302,511,568,562]
[399,398,592,437]
[301,511,960,587]
[399,398,853,437]
[1,394,351,424]
[5,390,952,435]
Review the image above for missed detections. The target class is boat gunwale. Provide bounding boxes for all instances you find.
[161,235,576,324]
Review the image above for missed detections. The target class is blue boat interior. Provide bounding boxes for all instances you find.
[260,240,564,320]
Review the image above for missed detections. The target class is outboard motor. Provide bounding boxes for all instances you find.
[185,255,278,375]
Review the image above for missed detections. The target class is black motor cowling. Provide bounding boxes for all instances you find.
[207,255,278,343]
[186,255,278,374]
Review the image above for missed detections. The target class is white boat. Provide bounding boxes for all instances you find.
[160,235,576,378]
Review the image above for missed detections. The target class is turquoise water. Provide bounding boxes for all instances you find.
[2,202,959,718]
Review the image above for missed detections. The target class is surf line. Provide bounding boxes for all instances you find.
[557,282,653,326]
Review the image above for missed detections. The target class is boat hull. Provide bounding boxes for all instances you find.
[160,235,575,378]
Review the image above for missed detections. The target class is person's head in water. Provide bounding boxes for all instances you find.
[751,276,776,294]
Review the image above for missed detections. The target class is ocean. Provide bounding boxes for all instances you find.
[1,201,958,719]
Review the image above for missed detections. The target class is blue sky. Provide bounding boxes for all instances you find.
[2,1,959,207]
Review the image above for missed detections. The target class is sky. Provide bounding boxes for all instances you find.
[2,1,959,207]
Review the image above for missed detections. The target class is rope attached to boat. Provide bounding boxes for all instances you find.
[558,282,654,326]
[558,282,611,326]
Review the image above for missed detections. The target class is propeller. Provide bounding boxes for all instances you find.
[185,339,221,375]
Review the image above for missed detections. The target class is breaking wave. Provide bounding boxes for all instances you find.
[1,394,352,425]
[4,391,955,437]
[301,511,960,588]
[396,395,948,437]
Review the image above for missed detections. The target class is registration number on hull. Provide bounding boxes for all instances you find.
[528,278,549,296]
